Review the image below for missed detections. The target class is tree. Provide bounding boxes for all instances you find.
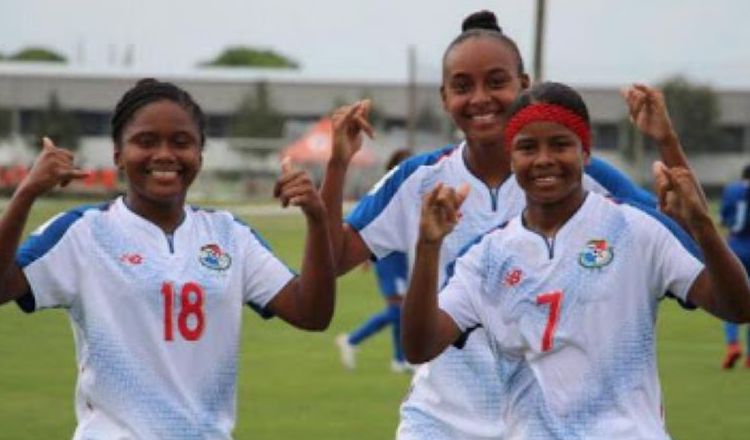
[8,47,66,63]
[31,93,80,150]
[203,46,298,69]
[231,82,285,138]
[659,76,727,151]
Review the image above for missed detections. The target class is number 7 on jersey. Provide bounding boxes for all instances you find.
[536,290,563,352]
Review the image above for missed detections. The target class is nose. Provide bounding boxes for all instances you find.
[533,144,555,167]
[152,140,177,161]
[470,85,491,105]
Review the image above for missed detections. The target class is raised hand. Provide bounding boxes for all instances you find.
[17,137,89,198]
[274,157,326,222]
[330,100,375,166]
[621,84,677,143]
[652,161,711,232]
[419,183,470,244]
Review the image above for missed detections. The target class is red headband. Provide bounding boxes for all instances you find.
[503,103,591,153]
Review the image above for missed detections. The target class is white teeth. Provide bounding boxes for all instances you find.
[535,176,557,184]
[150,170,178,178]
[472,114,496,122]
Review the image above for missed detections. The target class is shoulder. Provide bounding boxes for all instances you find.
[17,201,113,267]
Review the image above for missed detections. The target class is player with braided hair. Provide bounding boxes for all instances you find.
[0,78,335,439]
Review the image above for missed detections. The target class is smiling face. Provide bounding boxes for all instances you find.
[510,121,589,208]
[114,99,202,214]
[441,36,529,147]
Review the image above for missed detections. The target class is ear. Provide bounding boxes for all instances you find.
[440,84,449,111]
[113,147,123,170]
[582,148,592,166]
[520,73,531,90]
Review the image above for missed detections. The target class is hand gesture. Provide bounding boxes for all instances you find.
[419,183,470,244]
[17,137,89,198]
[652,161,710,232]
[274,157,326,222]
[621,84,677,143]
[330,100,374,166]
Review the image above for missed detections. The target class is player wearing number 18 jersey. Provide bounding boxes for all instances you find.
[0,78,335,439]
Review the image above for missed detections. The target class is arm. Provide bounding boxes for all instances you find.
[318,101,374,274]
[0,138,88,306]
[622,83,708,209]
[402,183,469,363]
[622,83,690,169]
[268,159,336,331]
[655,163,750,322]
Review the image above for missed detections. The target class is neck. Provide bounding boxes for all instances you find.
[463,139,511,187]
[523,190,587,238]
[124,194,186,234]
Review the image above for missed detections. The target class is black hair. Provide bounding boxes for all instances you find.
[385,148,412,171]
[110,78,206,147]
[743,164,750,180]
[506,82,590,125]
[442,10,526,78]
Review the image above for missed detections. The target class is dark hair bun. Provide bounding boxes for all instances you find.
[135,78,159,88]
[462,10,502,33]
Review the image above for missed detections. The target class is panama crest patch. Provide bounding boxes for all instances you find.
[578,239,613,269]
[199,243,232,271]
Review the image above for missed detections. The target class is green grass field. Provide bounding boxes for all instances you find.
[0,198,749,439]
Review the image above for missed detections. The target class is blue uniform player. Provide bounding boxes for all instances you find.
[337,149,413,373]
[720,164,750,369]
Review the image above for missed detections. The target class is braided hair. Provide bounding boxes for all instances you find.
[111,78,206,147]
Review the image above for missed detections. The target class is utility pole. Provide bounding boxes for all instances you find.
[406,45,417,149]
[533,0,547,82]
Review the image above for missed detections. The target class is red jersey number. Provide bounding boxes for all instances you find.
[536,290,563,352]
[161,282,206,342]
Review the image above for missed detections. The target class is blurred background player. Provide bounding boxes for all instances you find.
[336,149,413,373]
[720,163,750,369]
[0,78,335,439]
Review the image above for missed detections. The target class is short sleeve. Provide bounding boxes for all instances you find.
[438,237,487,332]
[17,210,87,311]
[346,166,417,259]
[240,227,295,311]
[644,216,704,302]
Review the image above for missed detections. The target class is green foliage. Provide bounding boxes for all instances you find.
[30,93,80,150]
[659,76,727,151]
[231,82,285,138]
[8,47,66,63]
[203,46,298,69]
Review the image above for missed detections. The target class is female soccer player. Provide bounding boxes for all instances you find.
[0,78,335,439]
[402,81,750,439]
[321,10,694,440]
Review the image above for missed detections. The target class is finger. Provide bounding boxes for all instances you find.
[425,183,443,207]
[355,115,375,139]
[455,183,471,207]
[42,136,56,150]
[652,161,670,208]
[359,99,372,118]
[281,156,294,175]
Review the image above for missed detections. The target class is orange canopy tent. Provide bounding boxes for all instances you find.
[280,118,377,168]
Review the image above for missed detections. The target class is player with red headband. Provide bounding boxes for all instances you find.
[402,81,750,439]
[322,10,705,440]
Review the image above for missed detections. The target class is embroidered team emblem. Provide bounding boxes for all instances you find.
[199,244,232,271]
[578,239,613,268]
[503,268,523,287]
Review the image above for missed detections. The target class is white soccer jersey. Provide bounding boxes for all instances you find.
[16,197,294,440]
[346,142,686,439]
[439,192,704,440]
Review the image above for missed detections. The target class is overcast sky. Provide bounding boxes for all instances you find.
[1,0,748,88]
